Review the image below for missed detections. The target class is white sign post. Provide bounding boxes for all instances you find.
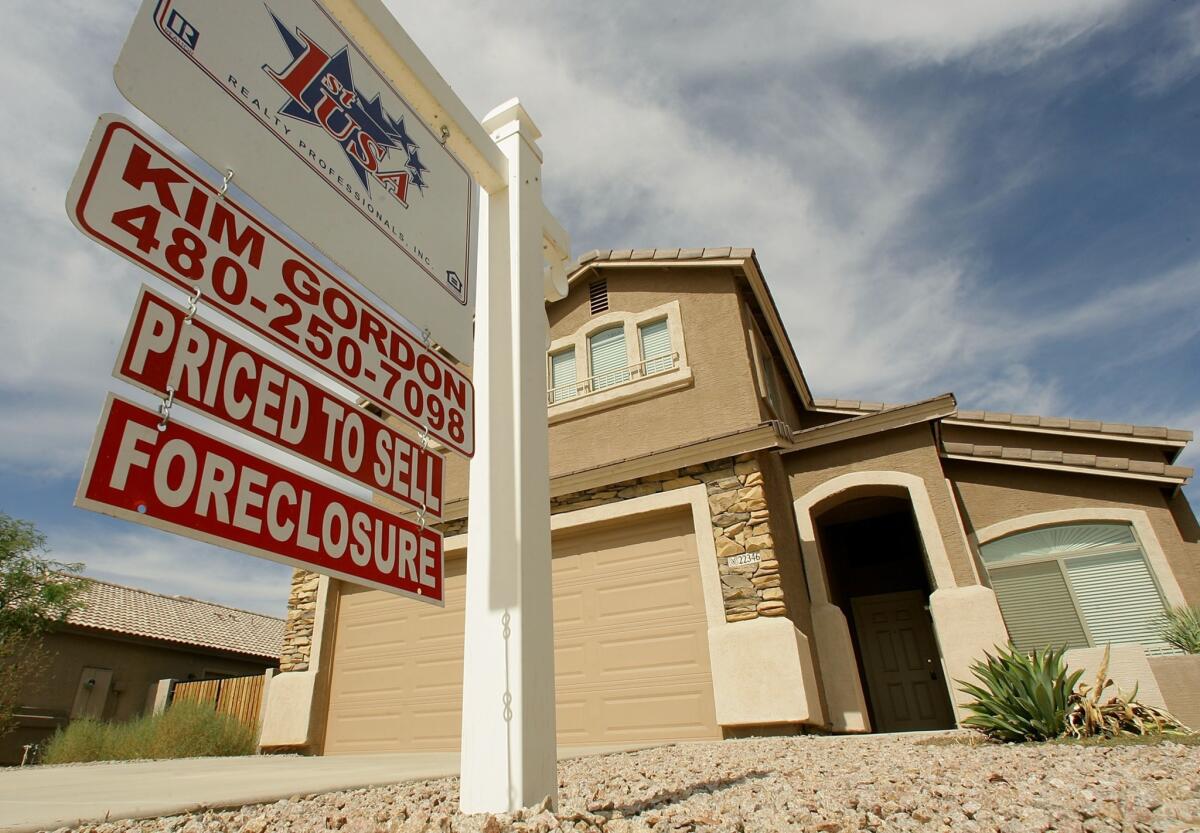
[459,101,559,813]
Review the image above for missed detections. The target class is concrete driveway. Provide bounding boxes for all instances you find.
[0,745,655,833]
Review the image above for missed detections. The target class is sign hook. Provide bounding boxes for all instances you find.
[217,168,235,200]
[183,288,202,325]
[156,385,176,432]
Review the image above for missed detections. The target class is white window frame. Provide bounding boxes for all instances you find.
[546,299,692,423]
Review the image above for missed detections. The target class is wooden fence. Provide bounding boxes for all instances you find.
[171,673,267,727]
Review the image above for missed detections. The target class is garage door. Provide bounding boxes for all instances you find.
[323,510,720,753]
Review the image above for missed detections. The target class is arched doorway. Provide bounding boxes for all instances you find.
[812,490,956,733]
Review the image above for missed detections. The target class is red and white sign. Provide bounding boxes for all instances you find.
[67,115,474,457]
[114,0,478,361]
[114,286,443,517]
[76,395,444,603]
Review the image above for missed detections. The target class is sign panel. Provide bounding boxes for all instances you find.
[68,115,474,457]
[114,0,477,361]
[77,395,444,604]
[114,286,444,517]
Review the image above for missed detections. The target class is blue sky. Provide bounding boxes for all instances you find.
[1,0,1197,616]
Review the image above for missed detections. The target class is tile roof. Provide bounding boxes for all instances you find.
[575,247,755,269]
[940,441,1194,484]
[813,399,1193,444]
[65,579,283,660]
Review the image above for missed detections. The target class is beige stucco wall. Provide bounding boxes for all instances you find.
[784,424,978,587]
[1148,655,1200,730]
[2,629,273,765]
[947,461,1200,605]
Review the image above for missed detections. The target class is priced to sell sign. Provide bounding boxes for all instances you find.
[114,0,478,361]
[68,115,474,457]
[77,395,444,603]
[114,286,444,517]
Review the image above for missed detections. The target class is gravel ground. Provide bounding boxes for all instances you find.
[49,733,1200,833]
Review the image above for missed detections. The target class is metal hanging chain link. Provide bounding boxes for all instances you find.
[183,287,202,326]
[416,424,431,532]
[216,168,235,200]
[156,385,176,432]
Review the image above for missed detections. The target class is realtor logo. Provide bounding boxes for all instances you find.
[263,9,428,206]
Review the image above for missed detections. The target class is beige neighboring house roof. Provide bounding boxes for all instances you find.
[65,579,284,661]
[568,247,815,409]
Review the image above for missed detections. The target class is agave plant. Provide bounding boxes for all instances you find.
[1065,647,1192,739]
[1158,605,1200,654]
[958,644,1082,742]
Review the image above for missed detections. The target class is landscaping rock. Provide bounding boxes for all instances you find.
[51,734,1200,833]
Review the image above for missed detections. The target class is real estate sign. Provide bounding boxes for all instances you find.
[77,394,445,604]
[68,115,474,458]
[114,286,444,518]
[113,0,478,363]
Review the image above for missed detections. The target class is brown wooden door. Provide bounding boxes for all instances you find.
[850,591,955,733]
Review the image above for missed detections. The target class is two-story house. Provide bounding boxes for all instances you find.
[259,248,1200,754]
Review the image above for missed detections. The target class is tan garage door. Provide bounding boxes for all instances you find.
[324,510,720,754]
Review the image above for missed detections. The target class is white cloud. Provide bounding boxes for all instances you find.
[49,522,291,616]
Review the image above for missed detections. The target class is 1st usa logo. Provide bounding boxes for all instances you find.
[263,11,427,207]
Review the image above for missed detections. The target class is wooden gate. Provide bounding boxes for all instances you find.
[171,674,267,727]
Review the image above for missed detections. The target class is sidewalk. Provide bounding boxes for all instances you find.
[0,745,655,833]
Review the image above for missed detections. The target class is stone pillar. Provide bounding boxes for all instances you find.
[279,569,320,672]
[706,456,787,621]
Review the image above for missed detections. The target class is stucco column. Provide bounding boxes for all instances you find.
[810,603,870,732]
[794,497,870,733]
[928,585,1009,718]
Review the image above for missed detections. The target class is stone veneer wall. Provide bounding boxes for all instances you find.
[279,570,319,673]
[277,452,791,671]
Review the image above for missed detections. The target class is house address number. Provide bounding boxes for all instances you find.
[726,552,761,568]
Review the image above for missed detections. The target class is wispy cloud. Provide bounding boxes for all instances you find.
[50,521,291,616]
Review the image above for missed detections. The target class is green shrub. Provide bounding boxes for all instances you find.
[957,644,1083,742]
[41,701,256,764]
[1158,605,1200,654]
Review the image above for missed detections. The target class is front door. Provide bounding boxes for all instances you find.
[850,591,955,733]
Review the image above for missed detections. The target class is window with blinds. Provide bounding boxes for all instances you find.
[589,325,629,391]
[980,523,1174,655]
[549,348,577,403]
[638,319,673,375]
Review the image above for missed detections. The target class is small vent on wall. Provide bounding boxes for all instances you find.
[589,279,609,315]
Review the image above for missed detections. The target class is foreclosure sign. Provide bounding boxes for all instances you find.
[68,115,474,457]
[114,0,478,361]
[114,286,444,517]
[77,395,444,603]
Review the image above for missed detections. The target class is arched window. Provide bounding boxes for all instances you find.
[979,522,1174,654]
[588,325,629,391]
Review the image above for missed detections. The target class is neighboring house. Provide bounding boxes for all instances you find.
[260,248,1200,755]
[2,578,282,765]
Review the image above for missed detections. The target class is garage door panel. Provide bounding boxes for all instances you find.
[597,628,709,676]
[596,576,701,621]
[325,511,719,753]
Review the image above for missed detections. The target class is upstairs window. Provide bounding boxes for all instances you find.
[588,325,629,391]
[638,319,673,376]
[980,523,1174,655]
[548,348,577,403]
